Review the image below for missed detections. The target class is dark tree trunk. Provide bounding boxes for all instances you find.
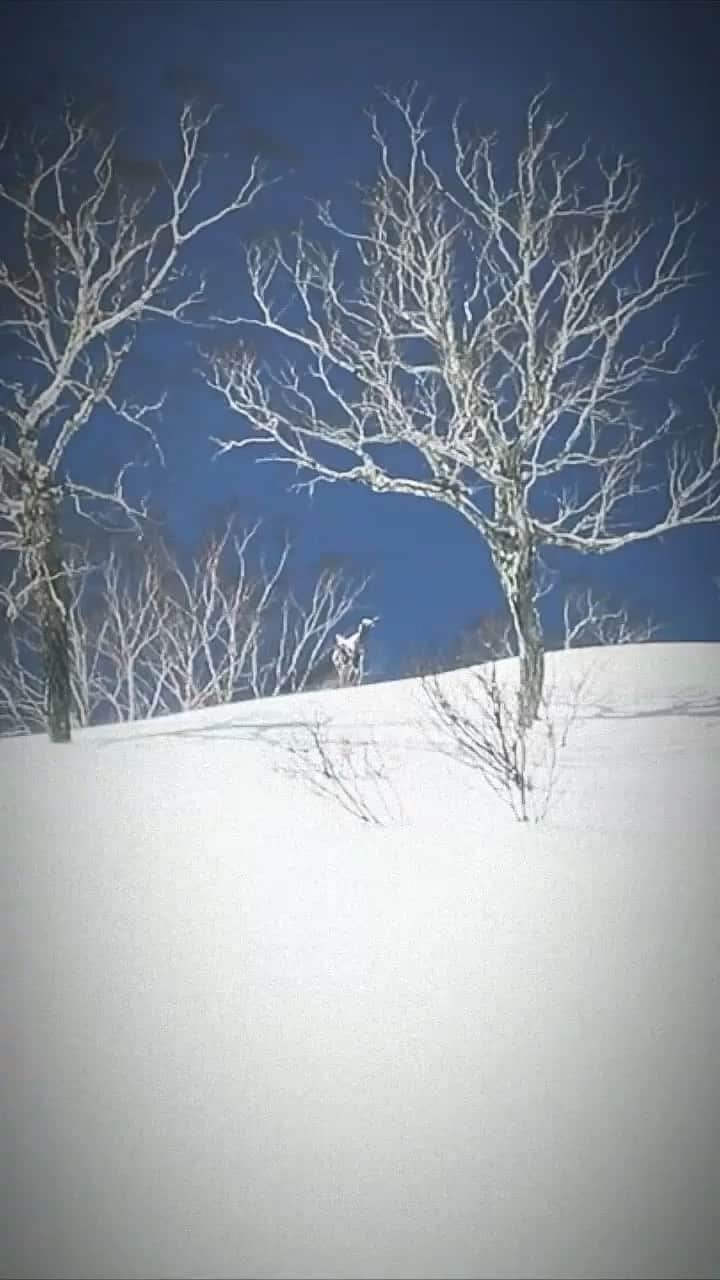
[509,581,544,729]
[18,450,73,747]
[18,448,73,742]
[492,492,545,729]
[38,527,72,744]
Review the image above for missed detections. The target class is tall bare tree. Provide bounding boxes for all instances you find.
[205,88,719,726]
[0,102,270,740]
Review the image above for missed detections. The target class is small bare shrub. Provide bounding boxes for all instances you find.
[421,661,582,823]
[274,713,398,826]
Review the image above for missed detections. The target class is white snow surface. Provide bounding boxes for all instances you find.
[2,642,719,1279]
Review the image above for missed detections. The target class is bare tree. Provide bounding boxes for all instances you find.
[108,520,288,718]
[250,566,371,698]
[0,624,49,736]
[560,585,661,649]
[123,520,368,713]
[0,102,271,740]
[0,518,369,732]
[273,712,397,826]
[205,87,719,728]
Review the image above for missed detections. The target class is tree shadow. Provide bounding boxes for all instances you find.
[591,694,720,722]
[97,712,412,747]
[98,716,308,747]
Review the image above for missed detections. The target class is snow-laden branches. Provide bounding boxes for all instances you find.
[0,103,271,618]
[205,86,715,726]
[206,87,717,552]
[0,519,369,733]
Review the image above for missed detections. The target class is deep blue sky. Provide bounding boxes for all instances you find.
[2,0,719,675]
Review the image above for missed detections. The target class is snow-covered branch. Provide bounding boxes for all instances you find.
[208,89,712,541]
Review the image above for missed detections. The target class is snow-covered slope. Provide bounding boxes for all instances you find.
[2,643,719,1280]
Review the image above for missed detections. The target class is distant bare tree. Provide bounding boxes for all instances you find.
[0,519,368,733]
[206,87,719,729]
[132,520,368,713]
[455,613,517,665]
[0,102,271,740]
[252,568,371,698]
[409,611,515,680]
[0,625,48,736]
[412,559,556,675]
[560,586,661,648]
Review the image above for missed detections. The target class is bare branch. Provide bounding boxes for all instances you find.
[561,585,661,648]
[420,660,576,823]
[272,713,398,825]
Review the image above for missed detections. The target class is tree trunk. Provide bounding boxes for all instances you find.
[18,449,73,742]
[491,498,545,729]
[39,539,72,744]
[508,577,544,729]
